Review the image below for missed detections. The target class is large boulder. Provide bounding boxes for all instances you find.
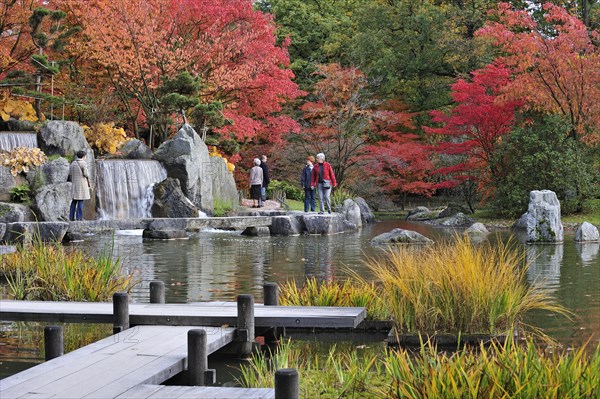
[4,221,69,245]
[0,118,35,131]
[435,212,475,228]
[575,222,599,243]
[151,178,199,218]
[0,202,35,223]
[37,121,95,184]
[302,213,351,235]
[0,222,6,241]
[154,124,213,211]
[371,228,433,245]
[27,157,70,186]
[438,202,471,218]
[0,166,16,201]
[270,215,303,236]
[521,190,564,243]
[465,222,490,235]
[121,139,153,159]
[209,156,238,210]
[33,182,71,221]
[241,226,271,236]
[406,206,439,221]
[354,197,375,224]
[340,199,363,229]
[142,229,188,240]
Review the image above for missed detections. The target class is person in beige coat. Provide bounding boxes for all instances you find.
[68,150,91,221]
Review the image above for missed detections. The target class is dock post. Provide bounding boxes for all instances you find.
[113,292,129,334]
[149,280,165,304]
[237,294,255,356]
[188,329,208,386]
[44,325,63,360]
[275,368,299,399]
[263,283,279,342]
[264,282,278,306]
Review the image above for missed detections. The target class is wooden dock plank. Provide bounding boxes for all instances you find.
[0,300,366,328]
[0,326,235,399]
[120,384,275,399]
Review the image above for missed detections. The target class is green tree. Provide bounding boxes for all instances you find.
[490,114,599,217]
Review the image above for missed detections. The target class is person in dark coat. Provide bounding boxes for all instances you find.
[259,155,270,206]
[68,150,91,221]
[300,155,316,212]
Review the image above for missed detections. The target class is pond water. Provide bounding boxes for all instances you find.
[1,218,598,380]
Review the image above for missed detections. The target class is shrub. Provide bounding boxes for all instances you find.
[268,179,304,201]
[0,94,38,122]
[212,198,234,217]
[0,147,47,175]
[331,187,355,208]
[83,122,130,155]
[8,184,31,203]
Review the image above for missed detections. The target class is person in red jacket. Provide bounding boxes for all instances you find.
[310,152,337,214]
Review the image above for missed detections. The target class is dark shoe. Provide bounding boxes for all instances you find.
[328,210,331,214]
[318,211,324,214]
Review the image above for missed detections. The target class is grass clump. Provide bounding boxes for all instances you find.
[1,237,137,301]
[383,340,600,399]
[212,198,234,217]
[366,235,569,336]
[279,277,391,320]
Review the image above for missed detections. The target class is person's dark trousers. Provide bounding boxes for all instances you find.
[69,200,84,221]
[304,188,316,212]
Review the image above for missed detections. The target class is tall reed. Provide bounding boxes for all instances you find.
[383,340,600,398]
[279,277,391,320]
[366,234,569,335]
[1,236,137,301]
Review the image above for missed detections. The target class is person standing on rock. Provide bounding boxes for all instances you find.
[249,158,264,208]
[68,150,91,221]
[311,153,337,214]
[300,156,316,212]
[259,155,270,207]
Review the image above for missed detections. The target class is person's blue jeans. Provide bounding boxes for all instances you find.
[69,200,84,221]
[304,188,316,212]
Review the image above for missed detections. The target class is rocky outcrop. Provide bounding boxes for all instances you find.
[37,121,95,184]
[0,118,35,131]
[354,197,375,224]
[340,199,363,229]
[575,222,599,243]
[520,190,564,243]
[3,221,69,245]
[39,157,70,184]
[121,139,153,159]
[0,222,6,241]
[209,156,238,210]
[33,182,71,221]
[154,124,213,212]
[438,202,471,218]
[151,178,199,218]
[0,166,16,201]
[0,202,35,223]
[270,215,303,236]
[371,228,433,245]
[302,213,351,235]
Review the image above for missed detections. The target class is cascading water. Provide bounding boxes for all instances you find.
[0,132,37,151]
[95,159,167,219]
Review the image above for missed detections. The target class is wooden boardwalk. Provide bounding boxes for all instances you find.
[0,325,252,399]
[0,300,366,328]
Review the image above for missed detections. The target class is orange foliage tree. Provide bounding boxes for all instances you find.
[477,2,600,145]
[297,63,412,187]
[0,0,42,77]
[61,0,302,151]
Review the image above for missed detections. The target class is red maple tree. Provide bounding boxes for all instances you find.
[424,62,522,209]
[476,2,600,145]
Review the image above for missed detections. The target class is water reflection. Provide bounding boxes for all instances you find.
[525,244,563,292]
[576,242,599,266]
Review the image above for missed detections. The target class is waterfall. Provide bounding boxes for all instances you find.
[95,160,167,219]
[0,132,37,151]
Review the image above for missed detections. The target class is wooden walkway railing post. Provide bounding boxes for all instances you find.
[149,280,165,304]
[188,329,208,386]
[113,292,129,334]
[275,368,299,399]
[236,294,255,356]
[44,325,63,361]
[263,283,279,342]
